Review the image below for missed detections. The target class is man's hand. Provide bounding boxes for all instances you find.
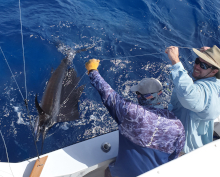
[200,46,210,52]
[165,46,180,65]
[85,59,100,74]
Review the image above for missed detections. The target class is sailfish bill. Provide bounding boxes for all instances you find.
[34,57,84,154]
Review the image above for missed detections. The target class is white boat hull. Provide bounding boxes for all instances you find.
[139,139,220,177]
[0,131,119,177]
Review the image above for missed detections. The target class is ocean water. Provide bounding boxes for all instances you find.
[0,0,220,162]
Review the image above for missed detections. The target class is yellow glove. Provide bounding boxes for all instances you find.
[85,59,100,74]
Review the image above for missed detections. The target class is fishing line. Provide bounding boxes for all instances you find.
[19,0,28,101]
[102,52,164,61]
[61,46,195,106]
[59,53,164,111]
[26,108,41,160]
[59,44,98,109]
[0,46,41,161]
[57,45,196,140]
[60,71,87,109]
[101,46,197,61]
[0,47,25,101]
[0,130,15,177]
[176,46,198,50]
[18,0,41,161]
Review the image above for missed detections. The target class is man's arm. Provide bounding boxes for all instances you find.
[85,59,143,125]
[165,47,207,112]
[169,128,186,160]
[89,70,137,124]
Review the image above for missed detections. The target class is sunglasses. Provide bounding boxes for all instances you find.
[136,91,141,95]
[195,58,216,70]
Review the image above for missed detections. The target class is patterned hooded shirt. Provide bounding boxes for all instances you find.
[89,70,185,177]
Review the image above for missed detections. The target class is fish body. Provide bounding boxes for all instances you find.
[35,58,84,153]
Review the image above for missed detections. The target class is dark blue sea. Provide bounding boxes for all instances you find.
[0,0,220,162]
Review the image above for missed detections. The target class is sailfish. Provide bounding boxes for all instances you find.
[34,57,85,153]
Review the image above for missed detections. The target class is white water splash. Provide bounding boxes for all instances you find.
[57,43,76,61]
[13,106,27,125]
[59,122,69,130]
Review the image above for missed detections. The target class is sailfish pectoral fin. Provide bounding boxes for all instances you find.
[56,85,84,123]
[56,68,85,123]
[35,94,46,115]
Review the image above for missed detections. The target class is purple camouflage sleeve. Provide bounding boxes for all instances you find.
[89,70,129,124]
[89,70,185,158]
[174,129,185,159]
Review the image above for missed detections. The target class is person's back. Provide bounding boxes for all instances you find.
[85,59,185,177]
[109,106,185,177]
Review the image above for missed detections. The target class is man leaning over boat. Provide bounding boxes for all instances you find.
[165,45,220,154]
[85,59,185,177]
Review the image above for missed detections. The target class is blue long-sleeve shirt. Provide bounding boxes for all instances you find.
[89,70,185,177]
[168,62,220,153]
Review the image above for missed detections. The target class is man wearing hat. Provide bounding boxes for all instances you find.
[85,59,185,177]
[165,45,220,154]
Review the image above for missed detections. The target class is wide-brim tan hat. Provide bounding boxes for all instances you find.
[192,45,220,69]
[130,78,162,94]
